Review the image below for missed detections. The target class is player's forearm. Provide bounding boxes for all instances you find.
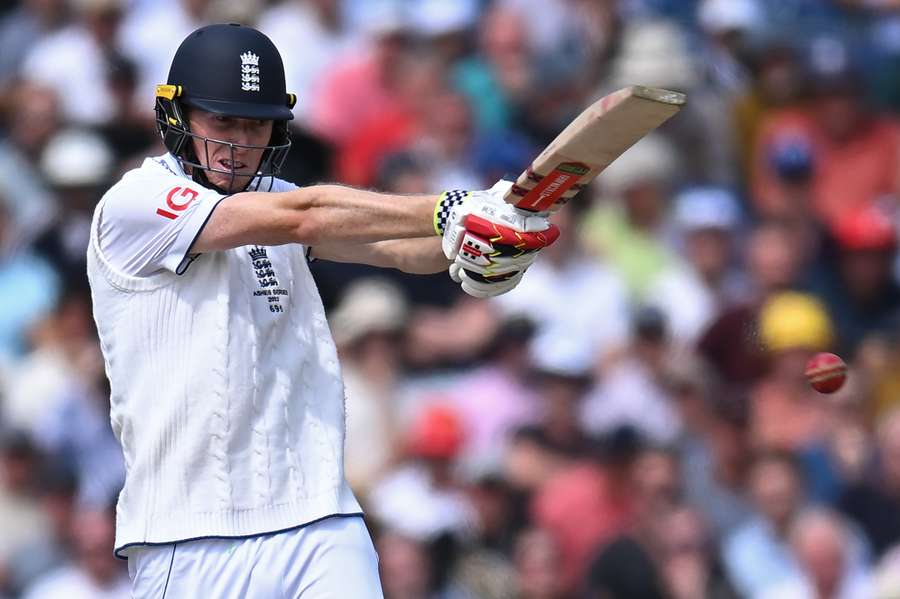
[193,186,439,253]
[311,237,449,274]
[286,185,438,246]
[387,237,449,273]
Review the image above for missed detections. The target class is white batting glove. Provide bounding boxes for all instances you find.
[434,180,559,298]
[448,263,526,298]
[434,180,553,262]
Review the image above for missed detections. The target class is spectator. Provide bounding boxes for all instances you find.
[0,82,60,245]
[402,295,500,369]
[2,286,98,433]
[795,373,872,505]
[732,42,807,180]
[723,449,808,596]
[404,88,484,192]
[436,473,521,599]
[21,503,129,599]
[0,199,59,360]
[657,504,741,599]
[722,449,868,597]
[307,3,414,147]
[34,129,114,285]
[672,357,754,538]
[33,366,124,507]
[513,529,566,599]
[446,316,540,475]
[257,0,357,124]
[584,533,667,599]
[408,0,479,67]
[502,426,570,496]
[0,430,50,593]
[582,134,679,299]
[839,407,900,559]
[750,291,834,451]
[603,18,736,184]
[646,185,745,344]
[582,306,682,445]
[467,474,520,551]
[698,219,805,392]
[450,4,534,134]
[871,543,900,599]
[810,205,900,357]
[585,460,671,599]
[631,446,681,515]
[3,463,78,596]
[494,205,630,370]
[0,0,67,90]
[118,0,210,110]
[751,42,900,227]
[331,278,408,495]
[696,0,763,94]
[527,333,595,458]
[604,19,698,94]
[865,332,900,426]
[336,55,481,190]
[763,508,871,599]
[582,446,684,599]
[377,529,463,599]
[369,404,477,544]
[21,0,127,126]
[499,0,617,100]
[530,426,642,593]
[332,48,447,187]
[96,53,158,160]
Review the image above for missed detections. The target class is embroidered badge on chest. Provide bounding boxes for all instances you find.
[249,247,288,313]
[240,51,260,92]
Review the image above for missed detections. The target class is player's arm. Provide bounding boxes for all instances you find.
[309,237,449,274]
[191,185,438,252]
[191,181,559,297]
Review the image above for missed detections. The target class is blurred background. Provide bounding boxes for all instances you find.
[2,0,900,597]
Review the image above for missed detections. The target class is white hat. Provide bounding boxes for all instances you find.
[40,129,113,187]
[410,0,478,37]
[330,278,408,347]
[71,0,124,14]
[599,133,678,195]
[698,0,763,34]
[529,328,595,379]
[361,0,411,37]
[608,20,698,90]
[673,186,741,232]
[873,545,900,599]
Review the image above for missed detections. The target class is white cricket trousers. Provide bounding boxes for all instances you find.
[127,515,384,598]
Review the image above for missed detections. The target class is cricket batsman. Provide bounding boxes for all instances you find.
[86,23,557,597]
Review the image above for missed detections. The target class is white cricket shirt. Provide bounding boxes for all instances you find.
[86,153,361,557]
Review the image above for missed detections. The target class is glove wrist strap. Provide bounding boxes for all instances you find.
[434,190,470,235]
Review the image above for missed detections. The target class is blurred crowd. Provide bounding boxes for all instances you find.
[2,0,900,597]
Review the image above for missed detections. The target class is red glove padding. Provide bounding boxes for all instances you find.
[451,215,560,297]
[456,214,560,272]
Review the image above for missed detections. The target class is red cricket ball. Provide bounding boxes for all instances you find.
[804,352,847,394]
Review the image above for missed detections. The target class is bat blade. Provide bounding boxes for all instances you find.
[505,86,686,212]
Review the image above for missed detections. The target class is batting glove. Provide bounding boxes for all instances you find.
[435,180,559,298]
[448,264,526,298]
[435,180,556,260]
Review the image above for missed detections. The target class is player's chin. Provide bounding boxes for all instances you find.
[209,171,254,192]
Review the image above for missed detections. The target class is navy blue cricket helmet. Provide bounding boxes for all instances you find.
[155,23,297,191]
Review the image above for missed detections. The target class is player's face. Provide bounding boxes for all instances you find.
[188,110,274,192]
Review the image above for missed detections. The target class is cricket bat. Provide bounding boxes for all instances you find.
[505,86,686,213]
